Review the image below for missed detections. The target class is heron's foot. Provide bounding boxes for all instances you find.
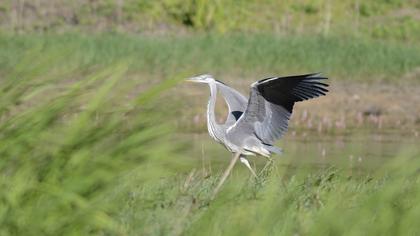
[240,157,258,179]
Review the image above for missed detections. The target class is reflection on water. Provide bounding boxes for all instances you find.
[183,129,419,173]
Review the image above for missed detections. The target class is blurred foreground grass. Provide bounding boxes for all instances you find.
[0,34,419,235]
[0,44,184,235]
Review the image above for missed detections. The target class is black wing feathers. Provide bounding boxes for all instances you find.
[231,111,243,121]
[256,74,328,113]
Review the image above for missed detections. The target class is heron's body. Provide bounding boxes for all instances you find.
[187,73,329,197]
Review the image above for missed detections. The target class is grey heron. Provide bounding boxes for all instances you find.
[187,73,328,196]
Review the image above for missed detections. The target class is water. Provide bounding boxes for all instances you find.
[182,129,419,173]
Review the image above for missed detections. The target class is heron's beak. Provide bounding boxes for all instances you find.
[185,76,202,83]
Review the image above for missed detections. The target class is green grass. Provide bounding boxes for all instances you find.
[1,33,420,83]
[0,34,419,235]
[112,154,420,236]
[0,45,184,235]
[2,0,420,42]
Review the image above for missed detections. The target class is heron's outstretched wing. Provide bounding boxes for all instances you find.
[228,74,328,144]
[214,80,248,126]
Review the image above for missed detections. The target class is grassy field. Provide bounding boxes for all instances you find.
[116,155,420,236]
[0,33,419,235]
[2,0,420,42]
[1,33,419,80]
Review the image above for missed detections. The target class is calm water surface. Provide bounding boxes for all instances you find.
[182,129,419,172]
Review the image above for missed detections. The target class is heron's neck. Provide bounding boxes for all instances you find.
[205,82,221,142]
[207,82,218,126]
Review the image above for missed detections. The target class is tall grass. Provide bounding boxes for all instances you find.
[0,43,183,235]
[111,152,420,235]
[1,34,419,83]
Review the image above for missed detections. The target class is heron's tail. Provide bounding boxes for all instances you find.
[264,145,283,155]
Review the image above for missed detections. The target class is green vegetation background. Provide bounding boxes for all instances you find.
[0,1,419,235]
[1,0,420,42]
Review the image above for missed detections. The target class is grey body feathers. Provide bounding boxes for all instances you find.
[190,73,328,157]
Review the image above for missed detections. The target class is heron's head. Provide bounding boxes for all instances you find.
[186,74,215,84]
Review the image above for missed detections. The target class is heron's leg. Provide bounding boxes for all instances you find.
[211,152,241,199]
[240,156,257,178]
